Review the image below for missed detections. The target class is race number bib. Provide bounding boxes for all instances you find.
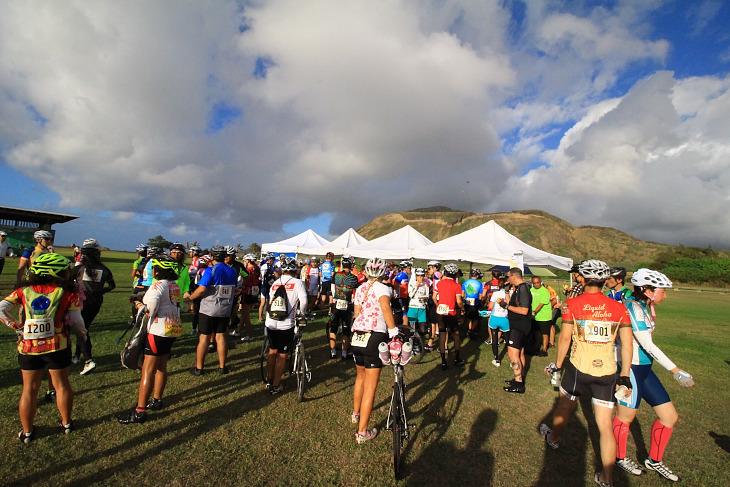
[335,299,349,310]
[351,332,371,348]
[219,285,234,298]
[270,296,287,313]
[23,318,54,340]
[249,286,260,296]
[584,320,611,343]
[466,297,475,306]
[436,304,450,315]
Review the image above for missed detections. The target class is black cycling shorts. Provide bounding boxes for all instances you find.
[464,305,481,321]
[437,314,460,333]
[329,309,353,336]
[144,334,176,356]
[535,320,552,336]
[268,328,295,354]
[18,347,72,370]
[351,330,388,369]
[506,327,528,350]
[560,360,617,408]
[198,314,230,335]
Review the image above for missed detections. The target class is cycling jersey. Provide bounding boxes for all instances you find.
[434,277,461,317]
[321,260,335,281]
[198,263,240,317]
[485,278,500,301]
[608,286,632,302]
[140,259,155,287]
[618,298,677,370]
[265,276,307,330]
[331,271,358,303]
[489,290,508,318]
[143,280,182,338]
[508,282,533,333]
[462,278,484,307]
[352,281,391,333]
[562,291,630,376]
[392,271,410,299]
[408,278,431,309]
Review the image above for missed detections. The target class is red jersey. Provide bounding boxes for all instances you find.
[434,277,461,317]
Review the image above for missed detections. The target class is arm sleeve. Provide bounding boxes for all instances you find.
[632,329,677,371]
[67,309,86,335]
[0,299,18,328]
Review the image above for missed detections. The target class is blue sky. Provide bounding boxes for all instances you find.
[1,0,729,251]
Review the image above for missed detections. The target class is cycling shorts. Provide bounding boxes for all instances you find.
[329,309,353,336]
[617,363,671,409]
[268,328,295,353]
[437,315,459,333]
[560,360,616,409]
[407,307,427,324]
[198,314,230,335]
[351,330,388,369]
[535,319,552,336]
[464,305,481,321]
[144,334,176,356]
[505,327,528,350]
[18,347,72,370]
[488,315,510,332]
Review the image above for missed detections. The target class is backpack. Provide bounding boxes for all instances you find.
[121,308,149,370]
[267,278,290,321]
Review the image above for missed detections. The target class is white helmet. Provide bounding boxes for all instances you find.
[364,257,387,279]
[0,231,7,237]
[243,253,257,261]
[225,245,237,255]
[577,259,610,281]
[34,230,53,240]
[427,260,441,269]
[443,263,459,276]
[82,238,101,250]
[631,268,673,288]
[280,256,298,272]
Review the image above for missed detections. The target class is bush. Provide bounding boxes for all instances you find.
[661,257,730,286]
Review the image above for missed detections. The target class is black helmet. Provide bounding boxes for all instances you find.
[471,268,483,278]
[210,245,226,261]
[609,267,627,280]
[169,242,185,252]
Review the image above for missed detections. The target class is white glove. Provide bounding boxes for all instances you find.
[674,369,695,387]
[388,327,399,339]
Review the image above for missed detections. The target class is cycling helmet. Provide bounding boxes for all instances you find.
[443,263,459,277]
[195,248,204,256]
[310,256,320,263]
[170,242,185,252]
[147,246,162,257]
[280,256,298,272]
[577,259,610,281]
[82,238,101,250]
[609,267,627,280]
[341,255,354,266]
[136,243,148,252]
[427,260,441,269]
[631,268,673,288]
[471,268,483,278]
[34,230,53,240]
[225,245,237,256]
[198,255,211,266]
[210,245,226,260]
[414,267,426,276]
[151,256,179,278]
[0,231,7,237]
[326,252,334,259]
[399,260,412,270]
[30,253,70,278]
[570,263,580,273]
[364,257,387,279]
[189,245,200,252]
[242,253,257,261]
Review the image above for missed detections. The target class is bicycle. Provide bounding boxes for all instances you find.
[259,327,270,383]
[291,314,311,402]
[399,322,425,364]
[384,336,412,477]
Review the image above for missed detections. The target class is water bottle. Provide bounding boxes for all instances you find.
[614,385,628,402]
[551,370,561,386]
[388,338,403,365]
[399,341,413,365]
[378,342,391,365]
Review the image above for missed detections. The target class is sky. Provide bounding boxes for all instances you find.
[1,0,729,251]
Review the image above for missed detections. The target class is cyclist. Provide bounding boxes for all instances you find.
[236,253,258,342]
[72,239,116,375]
[564,263,585,299]
[487,277,509,366]
[190,255,210,335]
[225,247,246,337]
[543,281,562,349]
[328,255,358,360]
[131,244,148,287]
[259,254,277,322]
[119,256,182,424]
[530,276,552,357]
[0,230,12,275]
[484,268,503,346]
[613,269,694,482]
[539,260,633,487]
[407,267,431,349]
[434,263,465,370]
[391,261,412,323]
[320,252,336,313]
[185,245,240,375]
[0,253,87,441]
[305,257,322,315]
[462,268,486,339]
[264,257,307,395]
[351,257,399,443]
[17,230,53,281]
[500,267,532,393]
[426,261,442,351]
[606,267,632,302]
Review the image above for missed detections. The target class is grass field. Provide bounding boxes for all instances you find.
[0,250,728,486]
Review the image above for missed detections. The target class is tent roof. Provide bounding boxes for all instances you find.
[309,228,368,255]
[412,220,572,270]
[261,229,331,254]
[346,225,433,260]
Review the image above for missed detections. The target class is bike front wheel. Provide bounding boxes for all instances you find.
[260,335,270,383]
[295,344,306,402]
[409,332,424,364]
[392,382,403,477]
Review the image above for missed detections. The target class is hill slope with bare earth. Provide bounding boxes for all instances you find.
[356,208,671,267]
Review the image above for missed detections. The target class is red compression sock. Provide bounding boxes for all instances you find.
[613,416,631,459]
[649,419,673,462]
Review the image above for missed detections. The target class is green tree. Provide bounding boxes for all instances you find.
[247,242,261,256]
[147,235,173,249]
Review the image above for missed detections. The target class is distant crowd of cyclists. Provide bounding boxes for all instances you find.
[0,231,695,486]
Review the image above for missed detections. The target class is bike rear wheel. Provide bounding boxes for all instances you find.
[295,344,306,402]
[392,382,403,477]
[259,335,270,383]
[409,332,424,364]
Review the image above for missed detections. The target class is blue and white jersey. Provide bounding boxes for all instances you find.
[462,278,484,307]
[321,260,335,281]
[140,259,155,287]
[618,297,676,372]
[198,263,240,317]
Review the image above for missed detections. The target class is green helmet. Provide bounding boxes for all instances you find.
[151,256,179,278]
[31,253,70,278]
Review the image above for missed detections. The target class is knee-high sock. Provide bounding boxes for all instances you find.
[649,419,673,462]
[613,416,631,459]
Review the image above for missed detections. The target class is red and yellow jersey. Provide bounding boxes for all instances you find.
[562,291,630,376]
[4,284,80,355]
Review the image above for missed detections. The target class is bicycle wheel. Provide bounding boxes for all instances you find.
[295,344,306,402]
[409,332,424,364]
[392,381,403,477]
[259,335,270,383]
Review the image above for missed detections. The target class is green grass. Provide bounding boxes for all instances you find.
[0,252,728,486]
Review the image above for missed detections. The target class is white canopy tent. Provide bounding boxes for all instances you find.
[411,220,573,270]
[260,229,331,255]
[346,225,433,260]
[309,228,369,255]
